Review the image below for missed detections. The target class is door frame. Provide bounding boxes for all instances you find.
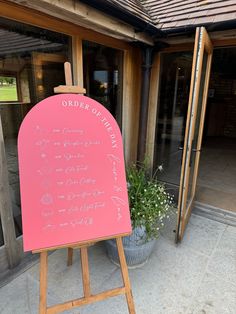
[148,28,236,242]
[176,27,213,242]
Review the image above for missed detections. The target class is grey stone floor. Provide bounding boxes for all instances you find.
[197,138,236,212]
[0,214,236,314]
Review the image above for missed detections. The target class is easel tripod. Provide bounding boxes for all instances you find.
[34,62,136,314]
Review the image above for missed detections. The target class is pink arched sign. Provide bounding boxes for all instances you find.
[18,94,131,252]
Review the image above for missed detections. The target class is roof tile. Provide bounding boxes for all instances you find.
[144,0,236,30]
[102,0,236,32]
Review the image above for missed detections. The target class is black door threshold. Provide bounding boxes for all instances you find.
[193,201,236,227]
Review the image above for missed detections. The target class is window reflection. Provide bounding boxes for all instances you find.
[0,17,70,244]
[154,52,193,197]
[82,41,123,127]
[0,76,18,102]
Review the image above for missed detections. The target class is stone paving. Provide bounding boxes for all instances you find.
[0,214,235,314]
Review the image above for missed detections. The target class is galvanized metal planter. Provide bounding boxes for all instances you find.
[105,226,157,268]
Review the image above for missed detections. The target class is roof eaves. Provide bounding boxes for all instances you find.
[159,18,236,37]
[79,0,164,38]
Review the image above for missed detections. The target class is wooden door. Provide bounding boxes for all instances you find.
[176,27,213,242]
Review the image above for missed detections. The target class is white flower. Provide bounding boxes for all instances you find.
[157,164,164,172]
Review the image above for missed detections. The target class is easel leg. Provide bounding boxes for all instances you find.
[39,251,48,314]
[67,248,73,266]
[116,237,136,314]
[80,247,91,297]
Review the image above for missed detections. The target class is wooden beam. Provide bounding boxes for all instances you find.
[122,49,134,162]
[80,247,91,298]
[146,53,161,169]
[5,0,154,46]
[0,1,129,50]
[116,237,136,314]
[47,287,126,314]
[72,36,84,87]
[0,117,20,268]
[39,251,48,314]
[213,38,236,47]
[160,43,194,52]
[54,85,86,94]
[32,232,131,253]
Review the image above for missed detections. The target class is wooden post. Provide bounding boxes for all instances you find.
[54,62,86,94]
[64,62,73,86]
[80,247,91,297]
[67,248,73,266]
[39,251,48,314]
[116,237,136,314]
[0,117,20,268]
[57,61,86,268]
[37,238,135,314]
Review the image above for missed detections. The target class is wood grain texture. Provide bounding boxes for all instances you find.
[64,62,73,86]
[0,117,20,268]
[116,237,136,314]
[37,237,136,313]
[39,251,48,314]
[146,53,161,169]
[33,233,131,254]
[67,248,73,267]
[54,85,86,94]
[47,287,126,314]
[176,27,213,241]
[0,0,153,46]
[80,247,91,297]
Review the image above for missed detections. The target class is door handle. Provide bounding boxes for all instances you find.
[192,148,201,152]
[178,147,201,152]
[190,147,201,167]
[178,146,184,164]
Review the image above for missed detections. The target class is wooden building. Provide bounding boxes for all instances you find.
[0,0,236,278]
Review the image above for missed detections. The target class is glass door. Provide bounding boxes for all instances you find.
[154,51,193,199]
[176,27,213,242]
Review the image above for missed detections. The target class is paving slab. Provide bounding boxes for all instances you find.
[186,272,236,314]
[181,214,226,256]
[207,225,236,284]
[0,214,235,314]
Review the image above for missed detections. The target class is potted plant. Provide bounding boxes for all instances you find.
[105,162,174,268]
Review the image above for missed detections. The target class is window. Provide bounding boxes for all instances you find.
[82,41,123,127]
[0,16,71,242]
[154,52,193,190]
[0,75,19,102]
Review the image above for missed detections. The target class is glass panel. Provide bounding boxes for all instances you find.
[82,41,123,127]
[154,52,193,200]
[0,17,71,241]
[186,51,208,206]
[0,76,18,101]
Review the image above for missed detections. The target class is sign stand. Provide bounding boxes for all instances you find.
[33,62,136,314]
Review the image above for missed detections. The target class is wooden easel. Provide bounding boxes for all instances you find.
[34,62,136,314]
